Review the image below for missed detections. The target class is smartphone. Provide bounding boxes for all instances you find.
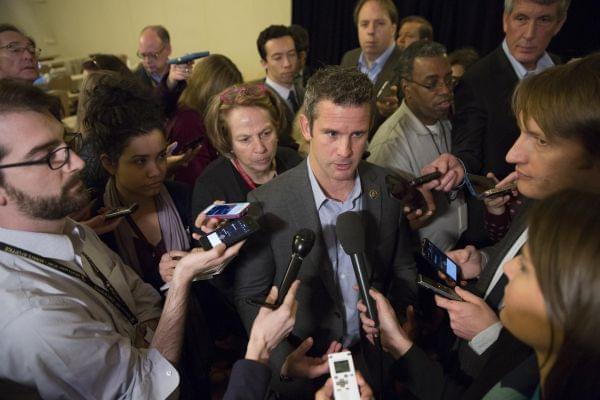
[198,215,260,250]
[417,274,462,301]
[177,137,203,154]
[202,202,250,219]
[409,171,442,187]
[376,80,393,99]
[104,203,139,220]
[421,238,461,285]
[167,51,210,65]
[480,182,518,199]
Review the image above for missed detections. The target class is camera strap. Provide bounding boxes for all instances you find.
[0,241,138,325]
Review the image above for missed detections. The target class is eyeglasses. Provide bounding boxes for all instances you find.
[404,75,455,91]
[0,42,42,57]
[0,145,74,171]
[0,130,81,170]
[136,45,166,60]
[220,84,268,105]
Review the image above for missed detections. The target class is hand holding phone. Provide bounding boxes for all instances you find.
[104,203,139,220]
[417,274,462,301]
[198,215,260,251]
[421,238,461,285]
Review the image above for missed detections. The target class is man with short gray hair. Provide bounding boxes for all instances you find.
[234,65,417,399]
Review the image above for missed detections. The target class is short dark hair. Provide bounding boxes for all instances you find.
[82,54,132,76]
[448,47,480,70]
[0,79,63,183]
[399,16,433,40]
[290,24,309,53]
[304,66,373,128]
[81,72,164,163]
[398,40,447,80]
[256,25,295,60]
[353,0,398,26]
[141,25,170,45]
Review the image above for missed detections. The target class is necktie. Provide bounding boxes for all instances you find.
[287,90,299,113]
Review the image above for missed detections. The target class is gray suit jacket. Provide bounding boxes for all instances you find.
[233,159,417,396]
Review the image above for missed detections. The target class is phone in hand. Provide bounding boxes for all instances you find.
[421,238,461,285]
[417,274,462,301]
[176,137,203,154]
[104,203,139,220]
[198,215,260,250]
[202,202,250,220]
[480,182,518,199]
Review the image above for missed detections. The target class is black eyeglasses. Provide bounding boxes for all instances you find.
[0,146,74,171]
[404,75,455,91]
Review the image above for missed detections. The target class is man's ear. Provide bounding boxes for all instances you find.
[100,154,116,175]
[401,78,410,99]
[260,57,268,71]
[0,186,8,207]
[299,114,312,142]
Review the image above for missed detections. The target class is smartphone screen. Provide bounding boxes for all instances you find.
[421,239,460,283]
[202,203,250,219]
[200,216,259,250]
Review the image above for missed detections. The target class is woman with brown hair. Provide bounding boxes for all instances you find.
[167,54,243,185]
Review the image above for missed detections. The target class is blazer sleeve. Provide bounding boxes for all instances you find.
[451,77,487,174]
[223,359,272,400]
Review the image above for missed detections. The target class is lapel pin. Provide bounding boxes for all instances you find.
[368,189,379,199]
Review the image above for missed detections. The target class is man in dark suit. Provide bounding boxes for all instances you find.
[367,52,600,400]
[233,66,418,399]
[451,0,568,246]
[340,0,402,131]
[256,25,303,149]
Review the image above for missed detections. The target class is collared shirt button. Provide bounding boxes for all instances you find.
[166,370,172,376]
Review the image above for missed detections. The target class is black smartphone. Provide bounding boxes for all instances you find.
[480,182,518,199]
[417,274,462,301]
[421,238,461,285]
[104,203,139,220]
[177,137,203,154]
[409,171,442,187]
[198,215,260,250]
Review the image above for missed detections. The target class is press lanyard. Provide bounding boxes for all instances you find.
[0,241,138,325]
[231,158,276,190]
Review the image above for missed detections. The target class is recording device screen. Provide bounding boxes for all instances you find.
[334,360,351,373]
[422,239,459,282]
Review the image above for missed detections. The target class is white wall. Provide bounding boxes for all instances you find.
[0,0,292,80]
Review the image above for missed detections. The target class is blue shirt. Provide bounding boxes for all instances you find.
[502,39,555,80]
[307,158,363,347]
[358,43,396,83]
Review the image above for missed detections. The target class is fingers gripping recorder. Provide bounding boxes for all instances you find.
[336,211,381,350]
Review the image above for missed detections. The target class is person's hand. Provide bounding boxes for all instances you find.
[443,245,482,283]
[82,213,124,235]
[281,338,342,379]
[434,287,499,340]
[246,281,300,365]
[69,198,96,222]
[159,250,189,283]
[166,61,193,89]
[483,171,518,216]
[404,186,436,230]
[315,371,374,400]
[421,153,465,192]
[192,205,226,240]
[358,288,413,359]
[171,242,244,286]
[166,144,202,174]
[375,85,399,117]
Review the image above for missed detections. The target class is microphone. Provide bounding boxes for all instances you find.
[246,229,315,309]
[275,229,316,306]
[336,211,381,347]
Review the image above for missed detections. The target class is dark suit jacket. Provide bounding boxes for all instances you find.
[223,359,272,400]
[133,65,186,118]
[451,46,560,180]
[233,159,418,398]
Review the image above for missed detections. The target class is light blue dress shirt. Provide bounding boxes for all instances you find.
[501,39,555,80]
[358,43,396,83]
[307,159,363,347]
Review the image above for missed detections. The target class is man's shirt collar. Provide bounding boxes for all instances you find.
[306,157,362,209]
[358,43,396,83]
[502,38,554,80]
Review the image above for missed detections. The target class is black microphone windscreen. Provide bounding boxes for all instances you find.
[292,229,316,257]
[336,211,365,254]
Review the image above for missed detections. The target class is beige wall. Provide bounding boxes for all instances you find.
[0,0,292,80]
